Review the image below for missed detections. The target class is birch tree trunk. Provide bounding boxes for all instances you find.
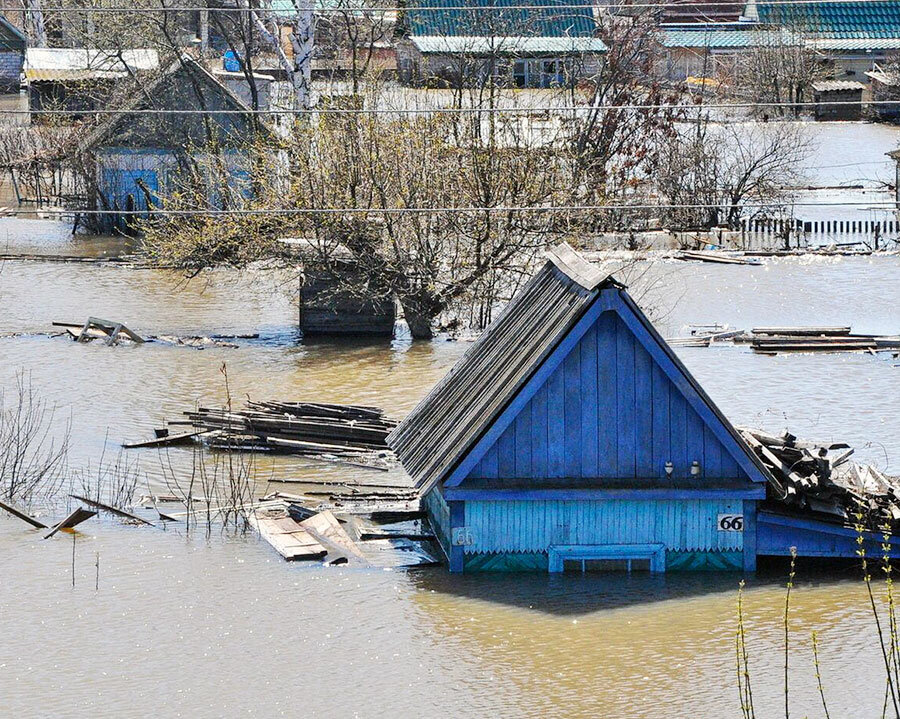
[289,0,315,111]
[24,0,47,47]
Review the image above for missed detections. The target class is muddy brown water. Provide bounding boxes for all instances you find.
[0,218,899,718]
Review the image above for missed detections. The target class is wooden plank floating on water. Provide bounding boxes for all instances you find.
[752,326,851,337]
[69,495,155,526]
[674,250,762,266]
[248,511,327,561]
[43,507,97,539]
[300,510,369,566]
[358,538,442,568]
[0,499,48,529]
[122,430,210,449]
[669,325,900,355]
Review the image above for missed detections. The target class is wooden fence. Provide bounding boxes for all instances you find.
[740,216,900,249]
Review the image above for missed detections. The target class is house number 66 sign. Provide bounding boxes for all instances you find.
[717,514,744,532]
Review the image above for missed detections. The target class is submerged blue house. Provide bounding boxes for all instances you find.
[73,55,268,233]
[389,244,900,573]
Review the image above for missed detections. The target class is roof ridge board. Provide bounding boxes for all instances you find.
[545,242,612,291]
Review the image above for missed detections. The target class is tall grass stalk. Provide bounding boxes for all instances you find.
[811,631,830,719]
[784,547,797,719]
[736,579,756,719]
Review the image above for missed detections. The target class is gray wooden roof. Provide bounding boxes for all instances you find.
[387,243,621,490]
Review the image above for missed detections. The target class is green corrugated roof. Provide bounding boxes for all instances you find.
[404,0,598,39]
[410,35,606,52]
[660,25,799,47]
[757,1,900,38]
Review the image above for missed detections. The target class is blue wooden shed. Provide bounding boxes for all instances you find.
[388,244,900,573]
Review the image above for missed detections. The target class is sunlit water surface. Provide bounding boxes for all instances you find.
[0,217,898,718]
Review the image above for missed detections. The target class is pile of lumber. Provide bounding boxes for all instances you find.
[739,427,900,529]
[127,400,398,471]
[668,325,900,355]
[746,327,900,354]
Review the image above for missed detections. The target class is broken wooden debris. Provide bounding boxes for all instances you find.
[69,494,154,526]
[54,321,244,350]
[0,498,48,529]
[358,538,442,568]
[122,430,211,449]
[43,507,97,539]
[739,427,900,530]
[251,496,439,569]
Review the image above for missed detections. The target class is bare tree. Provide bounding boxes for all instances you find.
[658,119,812,228]
[0,371,70,506]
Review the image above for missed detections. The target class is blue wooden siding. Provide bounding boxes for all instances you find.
[463,499,745,554]
[423,486,451,556]
[467,311,744,482]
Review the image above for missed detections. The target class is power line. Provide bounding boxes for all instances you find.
[3,99,900,114]
[11,200,900,216]
[2,0,899,12]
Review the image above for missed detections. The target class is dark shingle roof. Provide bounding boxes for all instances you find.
[388,244,618,490]
[757,1,900,38]
[403,0,598,38]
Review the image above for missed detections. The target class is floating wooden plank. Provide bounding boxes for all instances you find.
[43,507,97,539]
[752,326,851,336]
[69,495,154,526]
[300,510,368,566]
[248,511,326,561]
[122,430,210,449]
[0,499,48,529]
[675,251,762,266]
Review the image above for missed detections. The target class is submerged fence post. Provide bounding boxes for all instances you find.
[71,533,76,588]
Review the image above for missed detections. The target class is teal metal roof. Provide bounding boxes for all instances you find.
[410,34,606,53]
[404,0,598,39]
[659,25,798,48]
[757,1,900,39]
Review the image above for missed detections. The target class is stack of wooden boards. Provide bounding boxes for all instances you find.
[739,427,900,528]
[669,325,900,355]
[249,496,441,568]
[745,327,900,354]
[126,401,398,471]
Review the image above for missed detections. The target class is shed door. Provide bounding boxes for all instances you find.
[101,167,159,212]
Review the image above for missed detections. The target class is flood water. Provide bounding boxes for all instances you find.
[1,216,899,718]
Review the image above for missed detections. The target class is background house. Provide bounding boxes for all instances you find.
[0,15,26,94]
[395,0,606,88]
[73,56,268,232]
[757,0,900,80]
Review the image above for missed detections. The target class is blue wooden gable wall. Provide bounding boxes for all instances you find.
[461,306,748,485]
